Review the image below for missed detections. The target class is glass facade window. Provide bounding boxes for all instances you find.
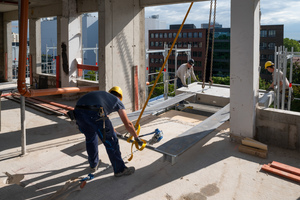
[150,33,154,38]
[169,33,172,38]
[193,32,198,38]
[159,33,163,38]
[150,42,154,47]
[164,33,168,38]
[199,32,202,38]
[268,30,276,37]
[155,33,158,38]
[183,32,187,38]
[188,32,193,38]
[260,30,267,37]
[193,42,198,47]
[214,31,230,39]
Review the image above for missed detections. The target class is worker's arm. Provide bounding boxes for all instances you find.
[118,109,138,139]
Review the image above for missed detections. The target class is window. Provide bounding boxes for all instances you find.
[192,51,198,57]
[150,33,154,38]
[193,32,198,38]
[268,54,274,61]
[198,52,202,57]
[183,32,187,38]
[159,33,163,38]
[193,42,198,47]
[199,32,202,38]
[183,42,187,47]
[178,42,182,47]
[169,33,172,38]
[199,42,202,48]
[159,42,163,47]
[260,30,267,37]
[173,33,177,38]
[164,33,168,38]
[268,30,276,37]
[155,33,158,38]
[178,33,182,38]
[261,54,267,60]
[268,42,275,50]
[150,42,154,47]
[260,42,267,50]
[155,42,158,47]
[188,32,193,38]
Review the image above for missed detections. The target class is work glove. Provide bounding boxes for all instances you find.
[135,137,143,146]
[266,87,273,92]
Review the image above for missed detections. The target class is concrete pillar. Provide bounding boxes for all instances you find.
[98,0,146,110]
[1,17,13,82]
[29,18,42,83]
[230,0,261,138]
[59,0,82,90]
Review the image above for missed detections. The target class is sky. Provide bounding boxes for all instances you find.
[145,0,300,40]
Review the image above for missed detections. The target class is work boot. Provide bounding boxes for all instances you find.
[90,160,101,173]
[114,167,135,177]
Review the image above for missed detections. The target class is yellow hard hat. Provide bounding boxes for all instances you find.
[265,61,274,69]
[109,86,123,101]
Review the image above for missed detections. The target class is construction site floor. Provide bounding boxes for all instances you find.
[0,96,300,200]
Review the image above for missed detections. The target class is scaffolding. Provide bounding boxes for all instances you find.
[274,46,300,110]
[145,44,191,100]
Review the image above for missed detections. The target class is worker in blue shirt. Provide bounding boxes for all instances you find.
[73,86,142,177]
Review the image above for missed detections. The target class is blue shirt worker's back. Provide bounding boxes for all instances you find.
[76,91,125,115]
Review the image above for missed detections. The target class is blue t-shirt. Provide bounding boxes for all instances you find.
[76,91,125,115]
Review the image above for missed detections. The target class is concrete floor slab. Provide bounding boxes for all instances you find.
[0,97,300,200]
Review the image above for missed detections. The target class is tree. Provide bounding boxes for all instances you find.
[283,38,300,52]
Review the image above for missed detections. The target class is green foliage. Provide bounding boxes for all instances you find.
[284,38,300,52]
[212,76,230,85]
[259,77,271,90]
[85,70,97,81]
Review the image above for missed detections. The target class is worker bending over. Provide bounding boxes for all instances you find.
[73,86,142,177]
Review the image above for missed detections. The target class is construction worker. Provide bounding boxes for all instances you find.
[175,58,199,108]
[73,86,142,177]
[265,61,293,109]
[176,58,199,89]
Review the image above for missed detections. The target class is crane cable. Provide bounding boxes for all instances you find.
[202,0,217,92]
[126,2,194,161]
[209,0,217,88]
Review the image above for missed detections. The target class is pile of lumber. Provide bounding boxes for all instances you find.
[238,137,268,158]
[261,161,300,182]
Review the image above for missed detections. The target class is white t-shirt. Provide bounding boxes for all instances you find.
[272,69,289,91]
[175,63,197,86]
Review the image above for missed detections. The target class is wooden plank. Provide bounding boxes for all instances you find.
[242,139,268,150]
[238,144,267,158]
[271,161,300,176]
[261,164,300,182]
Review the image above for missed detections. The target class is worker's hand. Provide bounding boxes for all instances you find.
[135,137,143,146]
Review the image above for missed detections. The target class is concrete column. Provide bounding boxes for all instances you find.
[59,0,82,89]
[98,0,146,110]
[2,18,13,82]
[230,0,260,138]
[29,18,42,80]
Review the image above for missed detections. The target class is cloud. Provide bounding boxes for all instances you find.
[145,0,300,39]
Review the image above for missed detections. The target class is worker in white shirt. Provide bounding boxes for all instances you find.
[175,59,199,107]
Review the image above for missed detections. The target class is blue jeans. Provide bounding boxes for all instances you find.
[74,108,126,174]
[176,78,184,105]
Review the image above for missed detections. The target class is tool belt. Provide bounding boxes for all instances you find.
[75,105,109,142]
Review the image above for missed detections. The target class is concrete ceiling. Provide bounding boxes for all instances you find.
[0,0,61,13]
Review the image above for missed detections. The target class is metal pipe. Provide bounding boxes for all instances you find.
[17,0,98,97]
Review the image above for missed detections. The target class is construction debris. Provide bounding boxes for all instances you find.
[238,137,268,158]
[261,161,300,182]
